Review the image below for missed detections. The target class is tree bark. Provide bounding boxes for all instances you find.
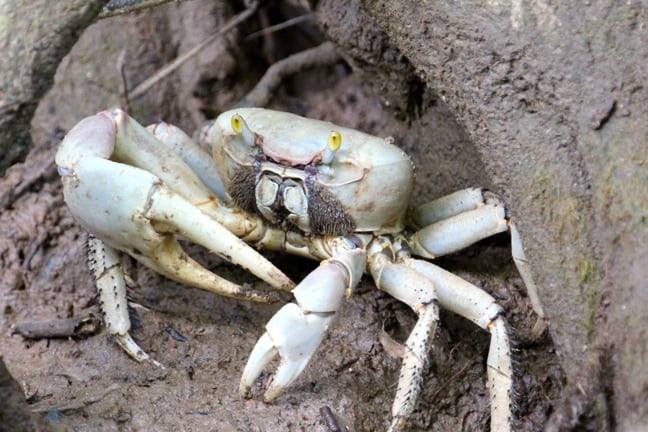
[0,0,107,175]
[0,357,52,431]
[315,1,647,430]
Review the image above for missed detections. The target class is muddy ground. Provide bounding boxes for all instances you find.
[1,2,563,431]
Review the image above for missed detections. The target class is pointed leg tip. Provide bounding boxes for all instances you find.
[388,416,406,432]
[263,390,281,404]
[531,317,548,339]
[114,333,150,363]
[148,358,164,369]
[239,384,252,399]
[278,279,295,292]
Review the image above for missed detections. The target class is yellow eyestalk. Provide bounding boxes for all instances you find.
[229,113,256,148]
[231,113,244,134]
[322,130,342,164]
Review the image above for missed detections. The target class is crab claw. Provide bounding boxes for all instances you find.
[56,110,293,302]
[240,247,366,401]
[241,303,337,402]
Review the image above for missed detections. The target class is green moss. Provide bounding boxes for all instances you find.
[579,258,593,285]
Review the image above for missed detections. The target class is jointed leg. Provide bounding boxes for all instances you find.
[409,187,486,227]
[510,223,547,336]
[408,188,546,336]
[408,189,509,258]
[406,259,514,432]
[88,236,156,364]
[57,110,301,364]
[367,238,439,432]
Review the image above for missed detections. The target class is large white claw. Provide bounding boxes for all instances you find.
[56,110,293,303]
[240,247,366,402]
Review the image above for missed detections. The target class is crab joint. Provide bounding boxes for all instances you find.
[415,298,438,314]
[478,303,505,330]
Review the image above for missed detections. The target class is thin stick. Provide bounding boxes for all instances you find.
[128,1,259,100]
[99,0,187,19]
[235,41,341,108]
[11,314,101,339]
[31,383,122,413]
[117,49,130,110]
[244,14,312,40]
[320,406,343,432]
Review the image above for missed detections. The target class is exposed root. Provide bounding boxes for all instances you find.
[235,41,342,108]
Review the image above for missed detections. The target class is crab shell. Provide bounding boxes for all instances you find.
[202,108,414,235]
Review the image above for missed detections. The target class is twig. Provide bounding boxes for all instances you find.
[128,1,259,100]
[21,231,48,276]
[429,359,474,403]
[117,49,130,110]
[99,0,186,19]
[31,383,122,413]
[235,41,342,108]
[164,325,188,342]
[320,405,343,432]
[244,14,313,40]
[0,147,58,210]
[379,323,406,359]
[11,314,101,339]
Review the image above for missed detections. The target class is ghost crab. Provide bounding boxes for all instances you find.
[56,107,544,431]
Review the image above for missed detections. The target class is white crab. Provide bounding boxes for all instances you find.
[55,108,545,431]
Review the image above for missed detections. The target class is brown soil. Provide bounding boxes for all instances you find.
[0,2,563,431]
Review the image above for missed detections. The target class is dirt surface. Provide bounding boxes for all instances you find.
[1,2,563,431]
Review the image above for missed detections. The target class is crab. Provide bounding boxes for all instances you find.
[55,107,545,431]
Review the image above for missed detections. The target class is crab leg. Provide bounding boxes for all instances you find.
[367,238,439,432]
[409,187,486,227]
[406,259,513,432]
[510,223,547,336]
[409,203,509,258]
[409,188,546,336]
[240,241,366,402]
[87,237,153,363]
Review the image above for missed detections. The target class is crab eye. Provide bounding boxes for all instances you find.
[228,112,257,150]
[321,130,342,164]
[328,130,342,151]
[231,114,244,133]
